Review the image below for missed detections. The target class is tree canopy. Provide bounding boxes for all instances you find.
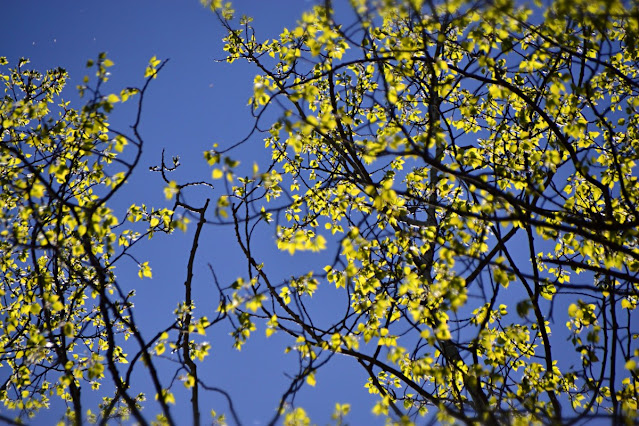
[2,0,639,425]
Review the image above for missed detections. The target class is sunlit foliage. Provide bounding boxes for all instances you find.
[204,0,639,424]
[2,0,639,424]
[0,55,196,425]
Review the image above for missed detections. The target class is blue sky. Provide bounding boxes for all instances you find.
[3,1,625,425]
[2,0,384,424]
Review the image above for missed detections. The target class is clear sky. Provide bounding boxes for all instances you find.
[2,0,384,424]
[5,2,621,425]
